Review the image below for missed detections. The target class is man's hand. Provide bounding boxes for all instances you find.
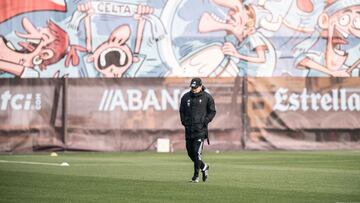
[222,42,239,58]
[134,5,154,20]
[331,69,351,77]
[77,2,93,15]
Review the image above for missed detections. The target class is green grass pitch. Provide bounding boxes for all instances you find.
[0,151,359,203]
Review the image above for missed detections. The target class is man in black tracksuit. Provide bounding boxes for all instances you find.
[179,78,216,183]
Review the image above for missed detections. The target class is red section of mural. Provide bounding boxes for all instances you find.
[0,0,66,23]
[297,0,314,13]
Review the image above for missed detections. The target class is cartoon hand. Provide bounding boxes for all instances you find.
[222,42,238,57]
[331,70,350,77]
[258,0,266,6]
[77,2,93,15]
[134,5,154,20]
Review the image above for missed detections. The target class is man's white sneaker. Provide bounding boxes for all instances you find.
[202,165,209,182]
[190,176,199,183]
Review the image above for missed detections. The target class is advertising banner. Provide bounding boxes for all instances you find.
[248,78,360,130]
[0,78,244,152]
[0,79,64,152]
[65,78,244,151]
[1,77,360,152]
[247,77,360,150]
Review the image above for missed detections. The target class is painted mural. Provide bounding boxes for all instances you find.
[0,0,359,78]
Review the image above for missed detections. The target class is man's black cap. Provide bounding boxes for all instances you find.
[190,77,202,88]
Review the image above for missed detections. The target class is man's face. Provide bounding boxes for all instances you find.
[191,85,202,93]
[321,6,360,70]
[0,17,55,67]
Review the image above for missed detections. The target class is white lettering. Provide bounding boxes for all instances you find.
[300,89,309,111]
[340,89,347,111]
[143,89,161,111]
[161,89,180,111]
[96,2,135,16]
[11,94,24,110]
[34,94,42,110]
[289,93,299,111]
[109,90,128,111]
[310,93,320,111]
[273,88,360,112]
[0,91,41,111]
[320,93,332,111]
[348,94,360,111]
[104,90,114,111]
[273,88,289,111]
[0,90,11,110]
[99,90,109,111]
[332,89,339,111]
[127,89,142,111]
[99,89,186,112]
[23,94,32,110]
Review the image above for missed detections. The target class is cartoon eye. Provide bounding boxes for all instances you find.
[354,17,360,29]
[339,15,350,26]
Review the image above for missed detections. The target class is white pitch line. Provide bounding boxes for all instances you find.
[0,160,69,166]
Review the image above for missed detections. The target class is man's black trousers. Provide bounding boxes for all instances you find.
[186,138,206,177]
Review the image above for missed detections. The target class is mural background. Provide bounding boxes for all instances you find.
[0,0,359,78]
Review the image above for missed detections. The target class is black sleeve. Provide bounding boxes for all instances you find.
[204,94,216,125]
[179,96,187,126]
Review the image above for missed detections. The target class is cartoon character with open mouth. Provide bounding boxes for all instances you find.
[74,2,160,78]
[191,0,276,77]
[294,0,360,77]
[0,17,69,77]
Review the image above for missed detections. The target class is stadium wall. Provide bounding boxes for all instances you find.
[1,78,360,152]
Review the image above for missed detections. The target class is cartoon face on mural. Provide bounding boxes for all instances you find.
[0,0,359,78]
[196,0,276,77]
[318,4,360,70]
[73,2,156,78]
[199,0,250,42]
[0,17,69,77]
[294,0,360,77]
[86,25,133,78]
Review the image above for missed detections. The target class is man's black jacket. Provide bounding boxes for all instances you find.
[179,87,216,140]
